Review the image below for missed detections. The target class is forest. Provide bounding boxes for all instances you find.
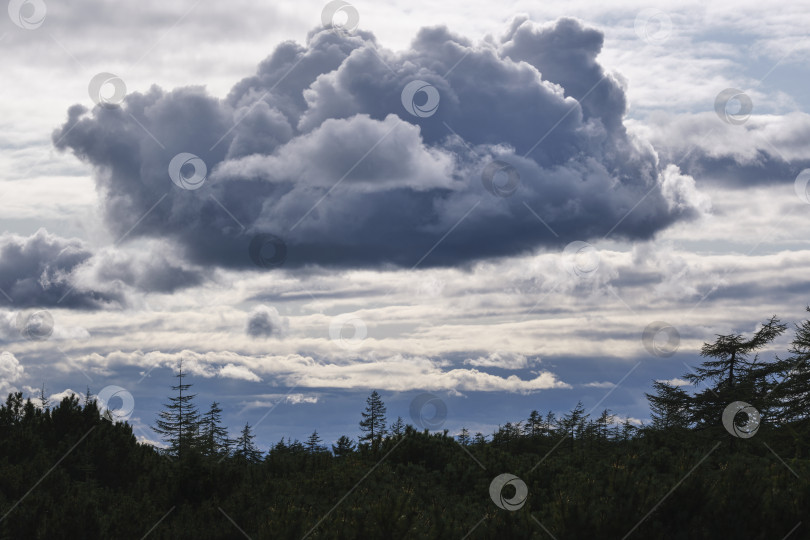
[1,310,809,539]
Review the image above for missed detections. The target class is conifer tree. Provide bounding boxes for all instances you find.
[390,416,405,437]
[200,402,230,457]
[305,430,323,453]
[646,381,691,430]
[153,359,202,459]
[233,422,262,462]
[359,390,387,448]
[332,435,356,457]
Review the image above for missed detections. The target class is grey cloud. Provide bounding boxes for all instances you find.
[0,229,115,309]
[53,18,706,270]
[246,305,287,338]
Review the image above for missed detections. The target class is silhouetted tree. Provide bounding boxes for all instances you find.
[200,402,230,457]
[390,416,405,437]
[646,380,691,430]
[332,435,356,457]
[153,360,202,459]
[233,422,262,462]
[359,390,387,449]
[305,430,324,453]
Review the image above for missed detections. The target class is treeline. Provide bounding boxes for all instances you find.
[1,310,810,538]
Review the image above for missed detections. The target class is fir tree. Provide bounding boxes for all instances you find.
[153,359,202,459]
[390,416,405,437]
[233,422,262,462]
[305,430,323,453]
[200,402,230,457]
[359,390,387,449]
[332,435,356,457]
[646,380,691,430]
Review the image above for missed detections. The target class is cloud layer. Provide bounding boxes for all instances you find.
[53,18,707,271]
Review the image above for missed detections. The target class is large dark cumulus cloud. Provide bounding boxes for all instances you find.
[53,17,705,269]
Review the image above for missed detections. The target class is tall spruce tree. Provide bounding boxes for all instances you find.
[153,359,202,459]
[233,422,262,462]
[359,390,387,448]
[200,402,230,457]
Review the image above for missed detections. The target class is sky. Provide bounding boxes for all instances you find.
[1,0,810,450]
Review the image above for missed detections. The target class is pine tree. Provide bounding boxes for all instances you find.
[559,401,588,451]
[390,416,405,437]
[646,380,691,430]
[305,430,323,453]
[38,382,49,410]
[233,422,262,462]
[200,402,230,457]
[526,410,541,437]
[771,308,810,431]
[359,390,387,449]
[332,435,356,457]
[596,409,615,440]
[153,359,202,459]
[457,427,471,446]
[686,316,786,428]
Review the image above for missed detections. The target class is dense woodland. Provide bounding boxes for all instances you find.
[2,310,810,539]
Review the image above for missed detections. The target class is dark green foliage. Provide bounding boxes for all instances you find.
[3,310,810,538]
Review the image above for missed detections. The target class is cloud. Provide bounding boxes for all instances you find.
[219,363,261,382]
[53,18,707,271]
[464,351,532,369]
[657,377,691,387]
[246,305,288,338]
[635,111,810,188]
[0,229,115,309]
[0,351,24,395]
